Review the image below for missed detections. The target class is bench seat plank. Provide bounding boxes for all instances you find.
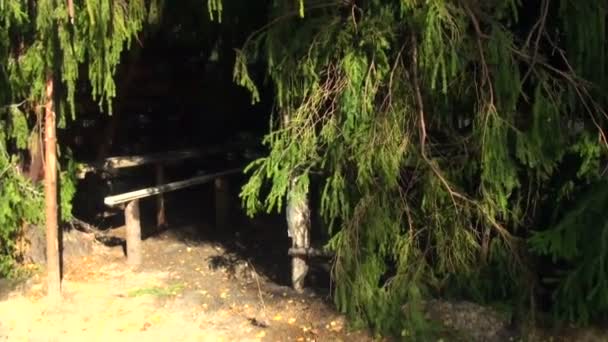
[104,168,241,206]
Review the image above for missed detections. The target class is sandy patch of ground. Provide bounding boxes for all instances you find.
[0,227,377,342]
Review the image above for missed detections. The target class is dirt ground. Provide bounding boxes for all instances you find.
[3,184,607,342]
[0,222,379,342]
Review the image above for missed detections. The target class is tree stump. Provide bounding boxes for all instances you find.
[286,180,311,293]
[125,199,142,266]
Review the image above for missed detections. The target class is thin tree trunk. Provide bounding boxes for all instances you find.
[44,76,61,301]
[287,178,311,293]
[125,199,142,266]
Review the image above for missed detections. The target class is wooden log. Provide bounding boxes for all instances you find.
[44,76,61,301]
[286,178,311,293]
[155,164,167,228]
[104,168,241,206]
[125,199,142,266]
[214,177,230,230]
[288,247,333,258]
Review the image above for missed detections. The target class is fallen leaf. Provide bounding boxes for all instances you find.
[288,318,297,324]
[255,331,266,338]
[329,320,343,332]
[272,315,282,321]
[140,322,151,331]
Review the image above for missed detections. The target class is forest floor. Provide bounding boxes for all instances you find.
[0,222,379,342]
[1,188,607,342]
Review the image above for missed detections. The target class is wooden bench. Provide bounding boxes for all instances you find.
[78,142,249,225]
[78,145,250,266]
[104,168,241,266]
[78,149,199,225]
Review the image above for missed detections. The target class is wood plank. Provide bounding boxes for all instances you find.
[156,164,167,228]
[102,149,201,169]
[288,247,333,258]
[76,140,254,179]
[214,177,230,230]
[104,168,241,206]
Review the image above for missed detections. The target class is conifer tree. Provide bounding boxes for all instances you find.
[235,0,608,333]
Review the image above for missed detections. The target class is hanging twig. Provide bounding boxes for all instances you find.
[409,31,518,255]
[521,0,551,85]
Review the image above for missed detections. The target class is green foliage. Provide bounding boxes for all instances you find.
[0,129,44,276]
[235,0,608,335]
[0,0,145,277]
[529,181,608,324]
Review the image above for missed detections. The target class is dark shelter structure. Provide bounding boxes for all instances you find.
[59,0,326,295]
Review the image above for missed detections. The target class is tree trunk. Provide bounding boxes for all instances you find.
[125,199,142,266]
[286,178,311,293]
[44,77,61,301]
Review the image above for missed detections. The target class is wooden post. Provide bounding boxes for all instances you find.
[214,177,230,230]
[286,178,311,293]
[125,199,142,266]
[44,77,61,301]
[155,164,167,228]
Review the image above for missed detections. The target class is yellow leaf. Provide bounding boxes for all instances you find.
[288,317,297,324]
[255,331,266,338]
[272,315,282,321]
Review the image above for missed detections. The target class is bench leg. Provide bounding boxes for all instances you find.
[214,177,230,231]
[125,199,142,266]
[287,180,311,293]
[156,165,167,228]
